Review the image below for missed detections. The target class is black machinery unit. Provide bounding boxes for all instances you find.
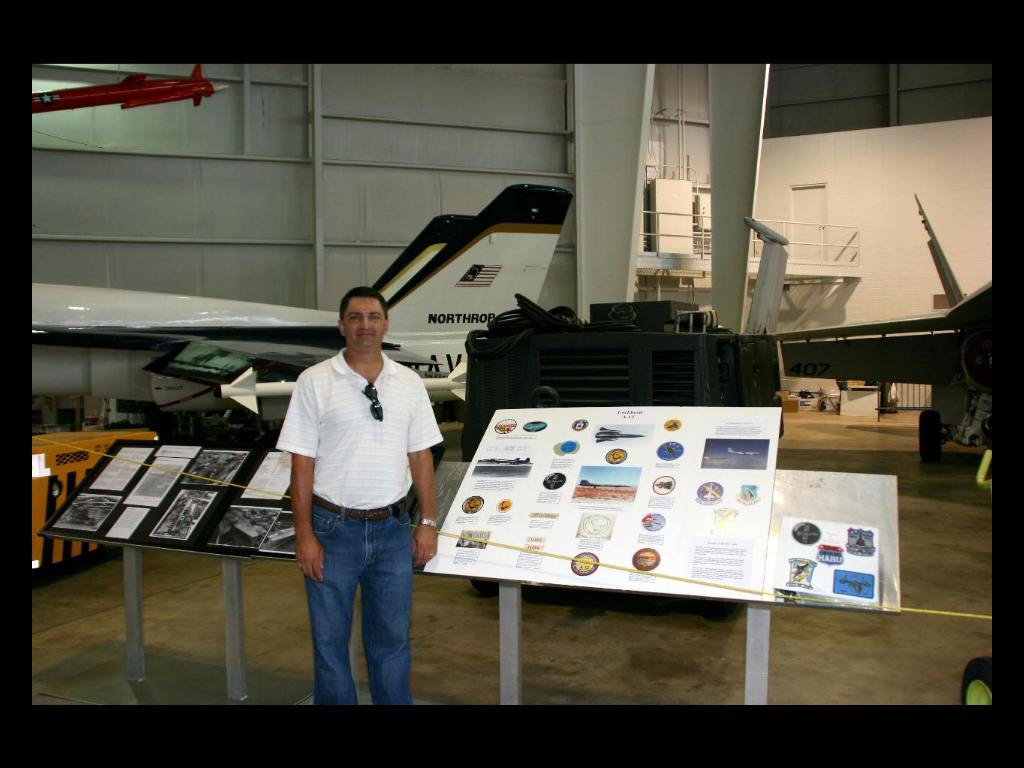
[462,330,780,458]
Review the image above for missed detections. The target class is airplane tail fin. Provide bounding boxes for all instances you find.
[190,64,204,79]
[915,194,964,307]
[373,185,572,335]
[744,217,790,334]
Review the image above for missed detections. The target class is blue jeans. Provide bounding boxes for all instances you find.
[305,503,414,705]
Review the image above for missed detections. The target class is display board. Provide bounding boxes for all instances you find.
[425,406,784,602]
[42,440,294,557]
[772,517,880,606]
[205,450,296,560]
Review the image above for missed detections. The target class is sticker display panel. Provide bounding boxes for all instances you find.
[425,406,783,601]
[773,516,881,607]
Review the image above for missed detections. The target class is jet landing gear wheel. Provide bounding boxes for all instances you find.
[961,656,992,704]
[919,409,942,462]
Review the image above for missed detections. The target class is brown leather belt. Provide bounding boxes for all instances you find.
[312,494,399,521]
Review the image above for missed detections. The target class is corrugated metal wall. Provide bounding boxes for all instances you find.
[32,64,575,311]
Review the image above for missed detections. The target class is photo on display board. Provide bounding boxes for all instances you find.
[208,505,281,548]
[700,439,771,470]
[53,493,122,532]
[259,512,295,554]
[471,453,534,478]
[186,449,249,487]
[571,466,642,504]
[151,489,218,540]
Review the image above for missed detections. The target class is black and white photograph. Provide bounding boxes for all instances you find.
[151,489,218,540]
[455,530,491,549]
[54,493,121,532]
[186,449,249,487]
[471,443,535,478]
[259,512,296,554]
[208,505,280,548]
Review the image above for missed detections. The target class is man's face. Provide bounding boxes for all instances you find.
[339,296,389,351]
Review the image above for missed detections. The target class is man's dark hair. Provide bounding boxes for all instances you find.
[339,286,389,319]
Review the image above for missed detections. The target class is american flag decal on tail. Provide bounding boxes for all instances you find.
[456,264,501,287]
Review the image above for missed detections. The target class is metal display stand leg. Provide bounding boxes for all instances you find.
[499,580,522,704]
[222,559,248,701]
[744,603,771,705]
[123,546,145,682]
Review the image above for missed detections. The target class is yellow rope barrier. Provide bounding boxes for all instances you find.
[34,436,992,622]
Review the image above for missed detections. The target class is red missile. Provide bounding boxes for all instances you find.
[32,64,225,114]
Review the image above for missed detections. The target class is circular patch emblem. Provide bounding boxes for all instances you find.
[571,552,600,576]
[543,472,566,490]
[571,419,589,431]
[664,419,682,431]
[494,419,517,434]
[792,521,822,545]
[642,512,666,532]
[695,481,724,505]
[462,496,484,514]
[523,421,548,433]
[497,499,513,512]
[554,440,580,456]
[605,448,628,465]
[632,548,661,572]
[652,476,676,495]
[657,441,684,461]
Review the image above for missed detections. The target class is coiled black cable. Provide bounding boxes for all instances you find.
[466,294,641,360]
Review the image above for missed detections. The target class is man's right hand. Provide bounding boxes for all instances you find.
[296,531,324,582]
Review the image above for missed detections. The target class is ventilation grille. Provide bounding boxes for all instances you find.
[538,348,631,405]
[55,451,90,466]
[652,350,697,405]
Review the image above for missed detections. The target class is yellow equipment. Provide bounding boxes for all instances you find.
[32,430,157,570]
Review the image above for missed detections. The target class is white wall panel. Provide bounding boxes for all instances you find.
[756,117,991,330]
[33,152,198,236]
[248,84,308,158]
[195,160,311,239]
[32,240,314,306]
[321,64,566,133]
[250,64,308,83]
[323,119,565,173]
[200,246,313,305]
[33,150,310,240]
[32,243,110,287]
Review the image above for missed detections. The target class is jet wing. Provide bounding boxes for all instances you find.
[775,282,991,385]
[776,282,990,343]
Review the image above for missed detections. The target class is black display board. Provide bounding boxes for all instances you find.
[42,440,267,555]
[43,441,446,561]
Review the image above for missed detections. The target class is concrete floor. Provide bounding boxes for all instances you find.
[31,411,992,705]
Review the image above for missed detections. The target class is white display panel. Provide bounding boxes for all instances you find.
[425,406,782,602]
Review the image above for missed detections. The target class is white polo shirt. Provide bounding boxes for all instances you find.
[276,350,443,509]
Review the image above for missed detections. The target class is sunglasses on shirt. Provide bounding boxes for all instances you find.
[362,383,383,422]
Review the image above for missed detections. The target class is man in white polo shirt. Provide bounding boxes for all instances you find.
[277,286,442,705]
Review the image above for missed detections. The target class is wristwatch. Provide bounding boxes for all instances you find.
[419,518,438,529]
